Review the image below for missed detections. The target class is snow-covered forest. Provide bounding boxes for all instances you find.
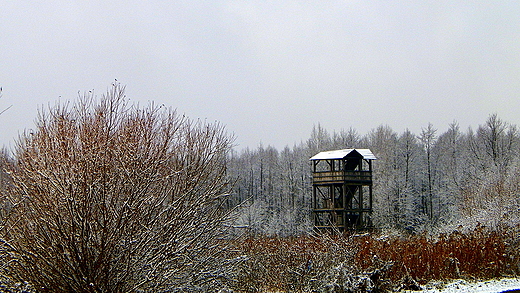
[227,114,520,235]
[0,86,519,291]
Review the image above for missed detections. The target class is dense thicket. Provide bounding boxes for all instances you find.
[227,115,520,235]
[0,85,237,292]
[229,225,519,292]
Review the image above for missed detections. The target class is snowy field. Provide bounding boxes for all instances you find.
[406,278,520,293]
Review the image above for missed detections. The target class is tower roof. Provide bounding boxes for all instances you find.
[309,149,377,161]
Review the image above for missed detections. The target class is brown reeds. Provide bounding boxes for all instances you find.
[231,226,519,291]
[354,225,513,283]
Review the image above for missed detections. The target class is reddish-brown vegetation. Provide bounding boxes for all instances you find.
[229,226,520,292]
[354,225,515,283]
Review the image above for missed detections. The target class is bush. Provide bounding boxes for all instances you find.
[0,84,237,292]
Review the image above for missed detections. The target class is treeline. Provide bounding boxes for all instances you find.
[227,114,520,235]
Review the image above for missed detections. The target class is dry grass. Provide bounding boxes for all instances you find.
[230,234,365,292]
[230,226,520,292]
[354,225,516,283]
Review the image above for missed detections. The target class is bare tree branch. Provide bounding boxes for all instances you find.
[1,84,238,292]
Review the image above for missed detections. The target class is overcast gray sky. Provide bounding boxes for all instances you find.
[2,1,520,150]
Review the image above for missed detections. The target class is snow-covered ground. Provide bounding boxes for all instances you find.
[408,278,520,293]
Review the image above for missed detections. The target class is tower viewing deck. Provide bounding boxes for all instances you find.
[310,148,376,230]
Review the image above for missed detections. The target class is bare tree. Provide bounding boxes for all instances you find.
[432,121,464,224]
[1,84,237,292]
[419,123,437,224]
[307,123,332,156]
[477,114,518,170]
[332,127,360,149]
[395,129,423,231]
[363,125,399,228]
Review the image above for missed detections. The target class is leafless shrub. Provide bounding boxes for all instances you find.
[0,84,237,292]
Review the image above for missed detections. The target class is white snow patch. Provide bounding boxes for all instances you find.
[407,278,520,293]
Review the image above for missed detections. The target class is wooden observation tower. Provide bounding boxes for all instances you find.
[310,149,376,231]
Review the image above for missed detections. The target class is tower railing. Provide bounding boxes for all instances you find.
[312,170,372,184]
